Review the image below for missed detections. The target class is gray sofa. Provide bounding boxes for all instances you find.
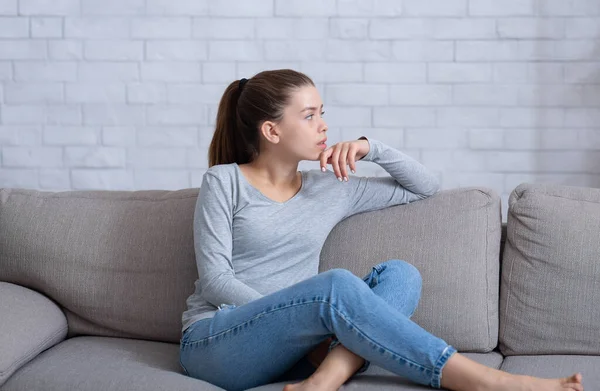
[1,182,598,391]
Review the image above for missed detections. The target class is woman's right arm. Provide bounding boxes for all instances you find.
[194,172,264,308]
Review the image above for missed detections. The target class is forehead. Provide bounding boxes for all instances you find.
[287,85,323,111]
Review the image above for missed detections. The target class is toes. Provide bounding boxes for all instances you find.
[564,383,583,391]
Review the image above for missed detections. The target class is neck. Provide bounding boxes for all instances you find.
[247,153,299,188]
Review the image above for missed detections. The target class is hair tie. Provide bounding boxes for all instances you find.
[238,78,248,91]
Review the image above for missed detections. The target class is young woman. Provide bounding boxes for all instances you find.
[179,69,584,391]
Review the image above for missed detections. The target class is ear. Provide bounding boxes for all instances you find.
[259,120,281,145]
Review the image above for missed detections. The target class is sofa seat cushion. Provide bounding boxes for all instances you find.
[500,355,598,388]
[500,183,600,355]
[247,350,504,390]
[1,337,223,391]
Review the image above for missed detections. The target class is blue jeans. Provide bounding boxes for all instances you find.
[179,260,457,390]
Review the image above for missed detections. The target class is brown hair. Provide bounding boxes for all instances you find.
[208,69,315,167]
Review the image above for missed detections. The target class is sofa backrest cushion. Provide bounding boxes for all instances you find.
[499,183,600,355]
[0,188,199,343]
[320,187,502,352]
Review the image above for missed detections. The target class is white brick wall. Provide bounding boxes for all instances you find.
[0,0,599,222]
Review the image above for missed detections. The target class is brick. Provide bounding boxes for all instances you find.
[326,84,388,105]
[131,17,191,39]
[209,41,262,61]
[364,63,426,83]
[392,41,453,61]
[429,63,492,83]
[4,82,63,103]
[84,41,143,61]
[167,84,224,104]
[193,18,255,39]
[102,126,136,146]
[539,0,600,16]
[14,62,77,82]
[566,18,600,38]
[374,107,436,127]
[81,0,144,15]
[405,128,468,148]
[320,106,371,127]
[49,40,83,60]
[79,62,139,81]
[453,85,520,106]
[0,0,17,15]
[1,105,47,124]
[0,17,29,38]
[390,85,452,105]
[202,62,236,83]
[137,127,198,147]
[469,0,536,16]
[518,85,583,107]
[134,169,190,190]
[457,40,555,61]
[66,83,126,103]
[65,17,129,39]
[499,108,564,128]
[0,41,46,60]
[326,40,391,61]
[72,169,134,190]
[436,107,501,127]
[498,18,565,39]
[469,129,504,149]
[39,169,71,189]
[2,146,62,167]
[301,62,362,83]
[0,126,41,145]
[0,62,11,80]
[330,18,368,39]
[46,105,82,125]
[127,83,167,104]
[403,0,466,16]
[146,41,207,61]
[65,146,125,167]
[147,105,207,125]
[31,17,63,38]
[43,126,99,145]
[493,63,563,83]
[0,169,39,188]
[564,63,600,84]
[83,104,145,125]
[141,62,201,82]
[336,0,380,16]
[146,0,208,15]
[565,108,600,128]
[209,0,273,16]
[275,0,335,16]
[236,62,301,78]
[265,40,328,61]
[128,147,187,168]
[20,0,80,15]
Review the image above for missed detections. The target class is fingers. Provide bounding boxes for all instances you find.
[338,144,350,181]
[319,148,331,172]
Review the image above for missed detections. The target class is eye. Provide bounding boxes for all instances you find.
[306,111,325,120]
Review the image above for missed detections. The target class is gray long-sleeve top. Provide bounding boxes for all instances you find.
[181,137,440,334]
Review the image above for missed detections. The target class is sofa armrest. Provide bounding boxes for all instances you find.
[0,282,68,387]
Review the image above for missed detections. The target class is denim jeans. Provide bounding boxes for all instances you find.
[179,259,457,390]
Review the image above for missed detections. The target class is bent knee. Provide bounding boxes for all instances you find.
[325,268,363,286]
[386,259,422,286]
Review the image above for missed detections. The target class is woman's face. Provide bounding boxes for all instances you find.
[270,85,328,162]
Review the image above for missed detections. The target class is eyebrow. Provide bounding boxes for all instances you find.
[300,103,324,113]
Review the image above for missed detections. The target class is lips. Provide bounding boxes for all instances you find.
[317,139,327,145]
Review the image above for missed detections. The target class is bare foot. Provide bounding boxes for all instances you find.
[494,372,583,391]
